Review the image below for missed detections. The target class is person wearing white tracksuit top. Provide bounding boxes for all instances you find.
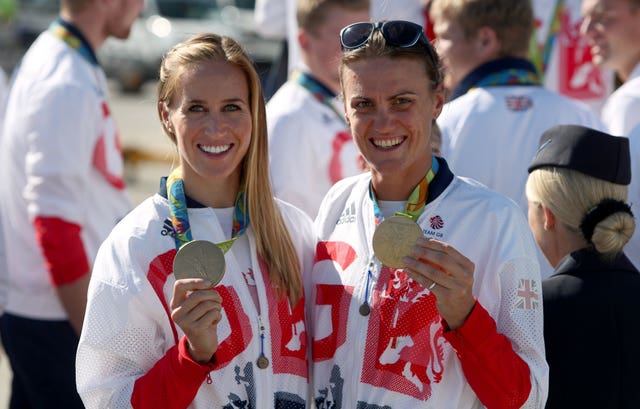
[266,0,369,219]
[581,0,640,137]
[600,63,640,136]
[309,20,548,409]
[430,0,603,279]
[530,0,614,116]
[0,66,8,318]
[581,0,640,271]
[76,34,316,408]
[0,1,140,406]
[76,183,315,408]
[267,76,362,218]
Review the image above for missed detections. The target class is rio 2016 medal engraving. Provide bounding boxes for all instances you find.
[173,240,225,286]
[372,216,423,268]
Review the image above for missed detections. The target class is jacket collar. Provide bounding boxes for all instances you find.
[553,247,637,278]
[449,57,540,101]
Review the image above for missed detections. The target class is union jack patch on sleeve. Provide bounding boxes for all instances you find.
[515,278,540,310]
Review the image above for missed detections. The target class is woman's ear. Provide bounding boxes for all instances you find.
[343,102,351,127]
[158,102,172,132]
[433,82,445,120]
[543,205,556,231]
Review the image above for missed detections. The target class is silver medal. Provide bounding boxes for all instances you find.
[173,240,225,285]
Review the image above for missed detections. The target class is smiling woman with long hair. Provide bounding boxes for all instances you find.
[76,34,316,408]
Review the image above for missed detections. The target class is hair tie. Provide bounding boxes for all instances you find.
[579,199,634,244]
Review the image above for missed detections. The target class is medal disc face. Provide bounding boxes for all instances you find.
[372,216,423,268]
[173,240,226,286]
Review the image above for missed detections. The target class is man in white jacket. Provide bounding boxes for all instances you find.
[581,0,640,135]
[431,0,603,278]
[266,0,369,218]
[581,0,640,269]
[0,0,139,406]
[531,0,613,115]
[0,67,8,318]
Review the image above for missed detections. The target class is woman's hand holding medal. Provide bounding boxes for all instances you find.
[401,238,476,330]
[170,240,227,364]
[170,278,223,364]
[372,214,476,329]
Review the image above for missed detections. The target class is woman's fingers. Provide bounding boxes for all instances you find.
[170,278,223,327]
[402,238,476,329]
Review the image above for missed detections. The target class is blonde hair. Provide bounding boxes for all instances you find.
[157,34,303,303]
[339,28,443,91]
[526,167,635,259]
[430,0,534,57]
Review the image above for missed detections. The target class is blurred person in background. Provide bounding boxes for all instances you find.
[526,124,640,409]
[0,66,7,122]
[530,0,613,116]
[0,66,8,319]
[624,124,640,272]
[581,0,640,270]
[0,0,16,321]
[76,33,315,408]
[0,0,141,407]
[310,19,547,408]
[581,0,640,136]
[430,0,603,278]
[266,0,369,218]
[254,0,425,95]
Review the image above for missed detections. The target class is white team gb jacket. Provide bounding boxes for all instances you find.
[76,193,316,408]
[310,169,549,408]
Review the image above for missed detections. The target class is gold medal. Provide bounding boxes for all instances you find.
[256,355,269,369]
[372,216,423,268]
[173,240,226,286]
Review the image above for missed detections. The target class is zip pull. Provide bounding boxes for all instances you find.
[256,315,269,369]
[359,261,375,316]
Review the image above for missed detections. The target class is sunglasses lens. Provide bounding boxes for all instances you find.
[382,21,422,47]
[341,23,374,49]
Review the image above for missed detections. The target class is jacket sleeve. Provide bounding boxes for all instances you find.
[447,204,549,409]
[444,301,532,409]
[131,337,213,409]
[34,216,90,285]
[76,236,199,408]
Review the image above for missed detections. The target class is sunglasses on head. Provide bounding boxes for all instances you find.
[340,20,430,51]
